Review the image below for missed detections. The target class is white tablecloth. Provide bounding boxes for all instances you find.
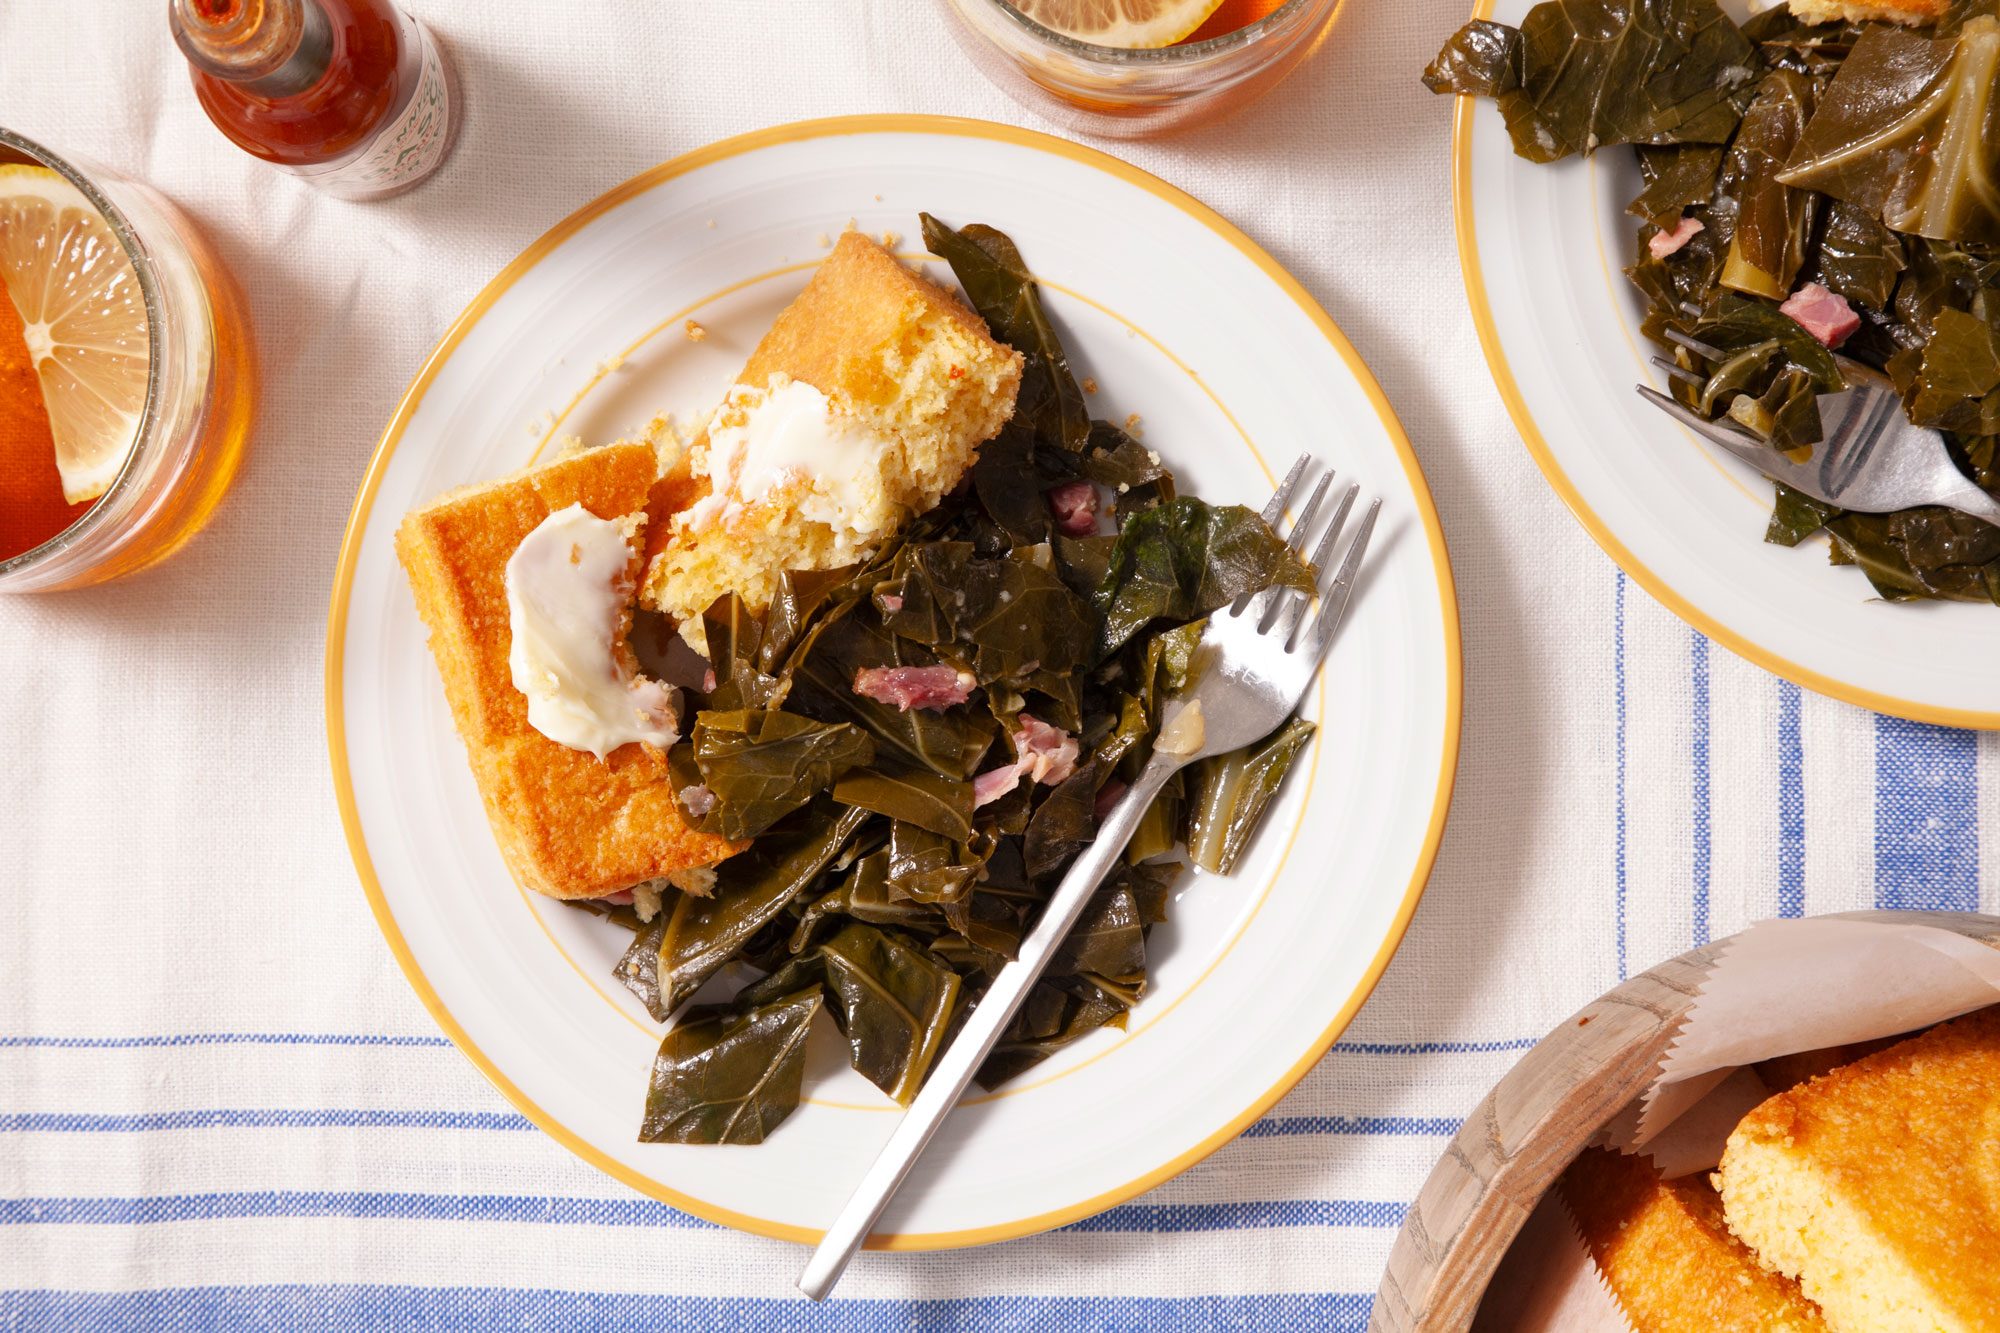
[3,1,1996,1328]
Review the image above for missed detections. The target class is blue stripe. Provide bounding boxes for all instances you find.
[0,1191,1402,1234]
[1690,632,1711,947]
[2,1287,1375,1333]
[0,1109,534,1133]
[1242,1115,1461,1138]
[1061,1200,1405,1232]
[0,1192,717,1230]
[1873,715,1980,911]
[3,1032,1531,1057]
[1325,1038,1536,1055]
[0,1033,452,1050]
[1776,681,1805,917]
[1615,573,1629,979]
[4,1107,1464,1139]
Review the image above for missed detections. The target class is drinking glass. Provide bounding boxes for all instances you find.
[939,0,1342,137]
[0,128,255,592]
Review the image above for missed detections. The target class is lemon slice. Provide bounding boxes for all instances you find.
[0,164,150,505]
[1011,0,1228,48]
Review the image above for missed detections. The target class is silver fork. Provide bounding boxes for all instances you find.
[1635,327,2000,526]
[797,456,1380,1301]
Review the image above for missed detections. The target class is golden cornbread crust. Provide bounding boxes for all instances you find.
[641,231,1023,626]
[395,441,740,900]
[1718,1006,2000,1333]
[1560,1147,1828,1332]
[1787,0,1947,24]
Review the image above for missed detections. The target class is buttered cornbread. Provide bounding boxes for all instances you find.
[640,232,1022,637]
[395,441,740,900]
[1560,1147,1828,1332]
[1718,1007,2000,1333]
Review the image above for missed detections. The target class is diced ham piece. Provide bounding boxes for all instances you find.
[972,762,1026,808]
[1014,714,1079,787]
[971,714,1083,808]
[678,785,716,817]
[878,593,904,614]
[852,665,976,712]
[1046,480,1100,537]
[1648,215,1705,260]
[1780,283,1861,349]
[602,890,635,905]
[1093,778,1129,820]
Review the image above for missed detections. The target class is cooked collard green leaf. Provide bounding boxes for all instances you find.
[1766,482,1840,547]
[1813,202,1907,312]
[1905,306,2000,432]
[1715,70,1817,301]
[881,541,1095,684]
[1023,759,1104,882]
[785,612,997,780]
[1629,144,1725,226]
[1423,0,1758,162]
[832,766,975,841]
[1052,881,1148,984]
[1778,18,2000,246]
[640,987,820,1145]
[818,923,962,1104]
[633,804,869,1020]
[919,212,1091,454]
[686,709,874,840]
[1094,498,1314,658]
[1185,717,1318,876]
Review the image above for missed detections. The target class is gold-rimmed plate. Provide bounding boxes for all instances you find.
[326,115,1461,1247]
[1449,2,2000,729]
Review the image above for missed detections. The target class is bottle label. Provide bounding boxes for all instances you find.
[299,16,452,199]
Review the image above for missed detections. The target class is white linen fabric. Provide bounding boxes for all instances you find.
[2,2,1996,1328]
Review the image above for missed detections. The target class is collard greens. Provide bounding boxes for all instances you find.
[1429,0,2000,604]
[606,216,1324,1143]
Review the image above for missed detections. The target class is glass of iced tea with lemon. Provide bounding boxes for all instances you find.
[0,128,254,592]
[940,0,1340,136]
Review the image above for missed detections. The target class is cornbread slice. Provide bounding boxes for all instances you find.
[1718,1007,2000,1332]
[1560,1147,1828,1332]
[640,231,1022,631]
[395,441,740,900]
[1786,0,1947,26]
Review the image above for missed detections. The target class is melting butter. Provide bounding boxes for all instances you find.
[686,376,899,553]
[505,503,679,758]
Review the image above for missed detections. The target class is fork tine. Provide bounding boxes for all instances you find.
[1299,498,1381,658]
[1648,355,1705,391]
[1662,326,1729,363]
[1305,483,1359,576]
[1260,455,1311,527]
[1285,472,1333,552]
[1256,472,1339,632]
[1634,383,1762,450]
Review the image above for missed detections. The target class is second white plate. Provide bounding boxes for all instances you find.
[1452,5,2000,729]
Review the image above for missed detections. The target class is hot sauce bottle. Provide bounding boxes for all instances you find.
[169,0,456,201]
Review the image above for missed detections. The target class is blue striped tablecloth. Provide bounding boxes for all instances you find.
[2,1,1993,1328]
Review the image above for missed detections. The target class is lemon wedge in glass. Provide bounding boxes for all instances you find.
[1011,0,1228,48]
[0,164,150,505]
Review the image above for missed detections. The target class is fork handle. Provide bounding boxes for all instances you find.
[797,753,1184,1301]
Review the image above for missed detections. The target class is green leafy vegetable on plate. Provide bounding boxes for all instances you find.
[1428,0,2000,604]
[605,215,1326,1143]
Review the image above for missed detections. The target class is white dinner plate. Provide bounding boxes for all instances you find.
[326,115,1461,1248]
[1451,3,2000,729]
